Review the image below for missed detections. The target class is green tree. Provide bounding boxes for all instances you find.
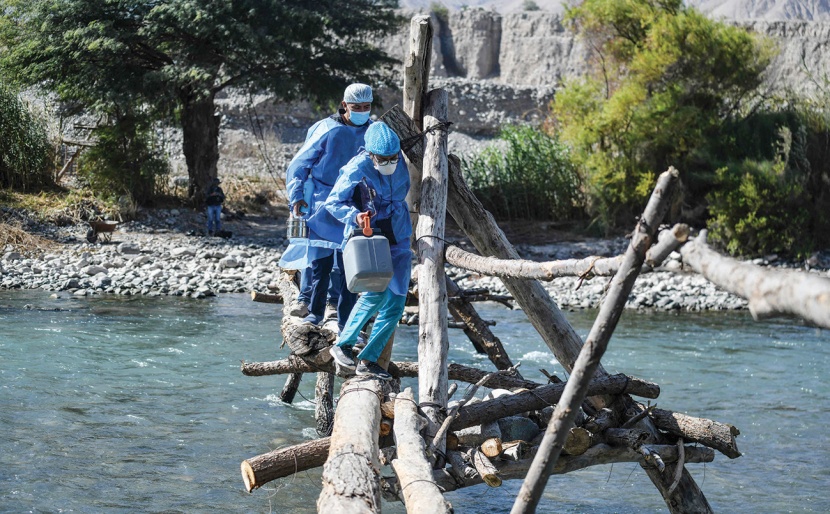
[552,0,775,231]
[0,83,52,190]
[0,0,402,203]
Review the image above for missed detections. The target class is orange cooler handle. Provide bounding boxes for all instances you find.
[359,211,373,237]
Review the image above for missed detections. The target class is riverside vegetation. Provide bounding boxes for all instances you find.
[2,0,829,275]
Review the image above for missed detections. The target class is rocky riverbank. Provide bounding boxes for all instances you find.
[2,208,829,312]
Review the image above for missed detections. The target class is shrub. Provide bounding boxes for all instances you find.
[77,112,169,205]
[523,0,540,11]
[707,133,812,257]
[461,125,584,221]
[0,84,53,190]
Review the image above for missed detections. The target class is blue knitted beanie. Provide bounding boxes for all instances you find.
[364,122,400,156]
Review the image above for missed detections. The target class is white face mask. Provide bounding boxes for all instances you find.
[374,161,396,175]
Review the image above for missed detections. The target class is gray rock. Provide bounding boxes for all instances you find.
[82,265,108,276]
[218,257,239,269]
[171,247,196,257]
[117,242,141,255]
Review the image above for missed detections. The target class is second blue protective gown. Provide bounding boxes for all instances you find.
[325,150,412,296]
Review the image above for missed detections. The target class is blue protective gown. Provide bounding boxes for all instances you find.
[324,150,412,297]
[278,114,371,270]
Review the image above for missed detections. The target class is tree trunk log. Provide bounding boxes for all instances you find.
[276,271,335,356]
[472,448,502,487]
[251,290,282,304]
[315,372,335,437]
[317,378,384,514]
[562,427,593,456]
[446,275,519,372]
[241,437,332,492]
[513,168,680,514]
[242,358,540,389]
[403,14,433,234]
[427,444,714,494]
[444,224,690,281]
[450,374,660,432]
[480,438,504,458]
[649,407,741,459]
[279,372,302,404]
[417,89,451,455]
[391,388,452,513]
[680,230,830,329]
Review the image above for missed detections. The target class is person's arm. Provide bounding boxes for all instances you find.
[285,121,330,207]
[325,168,362,234]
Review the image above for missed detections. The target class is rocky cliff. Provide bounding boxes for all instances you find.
[206,11,830,178]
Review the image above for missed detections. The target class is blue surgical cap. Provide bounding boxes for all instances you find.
[364,122,400,156]
[343,83,373,104]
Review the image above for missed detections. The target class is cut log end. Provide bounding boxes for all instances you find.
[241,460,257,493]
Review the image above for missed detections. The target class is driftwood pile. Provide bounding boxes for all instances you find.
[239,15,830,514]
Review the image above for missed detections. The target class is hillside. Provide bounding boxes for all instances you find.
[400,0,830,19]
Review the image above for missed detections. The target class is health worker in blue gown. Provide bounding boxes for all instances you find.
[278,83,374,331]
[325,122,412,381]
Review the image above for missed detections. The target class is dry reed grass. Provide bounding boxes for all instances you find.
[0,221,56,256]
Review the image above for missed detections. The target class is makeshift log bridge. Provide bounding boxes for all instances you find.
[238,14,830,514]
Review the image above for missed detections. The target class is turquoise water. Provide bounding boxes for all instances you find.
[1,290,827,513]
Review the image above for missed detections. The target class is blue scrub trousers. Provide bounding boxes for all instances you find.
[298,264,341,306]
[336,289,406,364]
[308,251,355,331]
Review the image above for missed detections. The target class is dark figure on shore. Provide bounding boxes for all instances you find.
[205,178,225,236]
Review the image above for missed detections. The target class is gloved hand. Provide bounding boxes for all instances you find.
[356,211,373,236]
[292,200,308,217]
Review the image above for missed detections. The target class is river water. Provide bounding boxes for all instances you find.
[1,290,827,513]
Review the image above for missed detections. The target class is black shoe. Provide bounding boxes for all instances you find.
[329,345,356,370]
[356,360,392,381]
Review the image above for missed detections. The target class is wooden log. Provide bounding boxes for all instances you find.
[603,428,650,448]
[446,274,519,373]
[429,366,519,457]
[317,378,384,514]
[242,358,540,390]
[649,407,741,459]
[417,88,451,455]
[480,437,504,458]
[680,230,830,329]
[472,448,502,487]
[250,290,282,304]
[379,419,393,437]
[315,372,335,437]
[502,440,532,461]
[241,437,331,492]
[621,397,714,513]
[447,450,477,483]
[443,223,690,281]
[391,388,452,514]
[456,420,502,447]
[279,372,302,404]
[403,14,433,232]
[450,374,660,432]
[275,270,335,356]
[584,408,618,434]
[428,444,715,494]
[562,427,593,456]
[645,223,690,268]
[513,168,680,514]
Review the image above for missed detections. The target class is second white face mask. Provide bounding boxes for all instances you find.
[375,162,396,175]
